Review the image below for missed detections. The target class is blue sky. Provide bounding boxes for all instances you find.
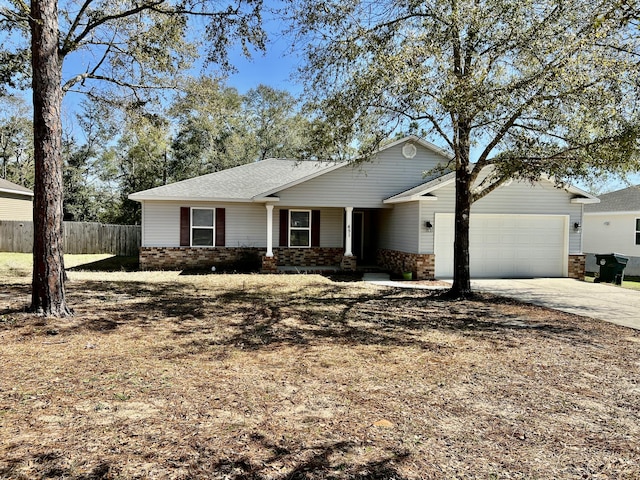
[10,2,634,193]
[59,5,303,131]
[224,15,303,95]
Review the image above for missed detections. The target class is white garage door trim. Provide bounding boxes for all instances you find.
[434,213,569,278]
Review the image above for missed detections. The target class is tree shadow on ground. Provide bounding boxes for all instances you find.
[0,452,113,480]
[189,436,411,479]
[191,286,584,352]
[1,278,594,352]
[0,438,411,480]
[66,256,139,272]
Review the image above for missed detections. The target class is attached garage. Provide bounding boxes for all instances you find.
[434,213,569,278]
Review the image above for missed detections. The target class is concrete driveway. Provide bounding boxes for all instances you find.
[471,278,640,330]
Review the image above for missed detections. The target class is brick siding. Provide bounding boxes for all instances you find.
[377,249,435,280]
[568,254,586,280]
[141,246,345,270]
[340,255,357,271]
[140,247,264,270]
[273,247,344,267]
[261,255,278,273]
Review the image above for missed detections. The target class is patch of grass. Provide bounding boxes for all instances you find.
[622,280,640,290]
[0,271,639,479]
[0,253,137,277]
[584,274,640,290]
[0,252,33,277]
[66,255,139,272]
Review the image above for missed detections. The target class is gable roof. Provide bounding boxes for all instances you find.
[129,158,343,202]
[384,171,455,204]
[585,185,640,213]
[129,135,450,203]
[0,178,33,197]
[384,168,599,204]
[376,135,453,160]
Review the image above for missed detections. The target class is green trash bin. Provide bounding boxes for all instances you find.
[594,253,629,285]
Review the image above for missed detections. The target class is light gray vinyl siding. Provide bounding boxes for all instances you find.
[419,179,583,254]
[583,212,640,256]
[143,201,266,248]
[0,194,33,221]
[273,207,344,247]
[276,143,448,208]
[142,201,345,248]
[378,202,420,252]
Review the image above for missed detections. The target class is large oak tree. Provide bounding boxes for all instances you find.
[290,0,640,297]
[0,0,264,315]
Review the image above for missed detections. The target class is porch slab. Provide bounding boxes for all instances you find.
[362,272,449,290]
[277,265,341,274]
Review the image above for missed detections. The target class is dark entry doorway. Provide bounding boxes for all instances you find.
[349,210,377,264]
[353,211,364,260]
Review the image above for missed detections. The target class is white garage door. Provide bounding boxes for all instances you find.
[434,213,568,278]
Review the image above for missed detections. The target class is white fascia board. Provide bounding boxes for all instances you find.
[384,175,455,204]
[384,194,438,205]
[539,174,600,203]
[423,175,456,193]
[0,188,34,197]
[253,161,348,199]
[570,197,600,204]
[251,197,280,203]
[584,210,640,215]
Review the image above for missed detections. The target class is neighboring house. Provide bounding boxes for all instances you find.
[129,136,597,279]
[583,185,640,276]
[0,178,33,221]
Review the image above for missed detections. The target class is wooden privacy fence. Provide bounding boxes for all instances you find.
[0,221,141,256]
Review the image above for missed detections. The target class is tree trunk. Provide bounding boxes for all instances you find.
[30,0,71,316]
[449,166,472,297]
[449,122,473,298]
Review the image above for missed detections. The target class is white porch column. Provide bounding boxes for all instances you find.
[344,206,354,256]
[265,204,274,257]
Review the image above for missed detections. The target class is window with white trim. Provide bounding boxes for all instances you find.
[192,208,215,246]
[289,210,311,247]
[636,218,640,245]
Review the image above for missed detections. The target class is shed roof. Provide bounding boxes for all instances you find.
[585,185,640,213]
[0,178,33,197]
[128,158,342,202]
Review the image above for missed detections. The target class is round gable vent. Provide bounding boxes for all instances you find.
[402,143,417,159]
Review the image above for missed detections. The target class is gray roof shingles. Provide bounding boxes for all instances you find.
[0,178,33,196]
[384,171,454,201]
[129,158,341,201]
[585,185,640,213]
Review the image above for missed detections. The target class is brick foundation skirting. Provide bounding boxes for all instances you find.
[140,247,265,270]
[273,247,344,267]
[568,254,586,280]
[261,255,278,273]
[340,255,357,271]
[141,246,347,270]
[377,249,435,280]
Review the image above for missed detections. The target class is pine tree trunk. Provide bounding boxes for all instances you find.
[30,0,71,316]
[449,122,473,298]
[449,167,472,297]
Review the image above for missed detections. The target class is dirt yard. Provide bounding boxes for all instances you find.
[1,258,639,479]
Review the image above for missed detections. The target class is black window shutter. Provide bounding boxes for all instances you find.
[180,207,190,246]
[279,209,289,247]
[311,210,320,247]
[215,208,225,247]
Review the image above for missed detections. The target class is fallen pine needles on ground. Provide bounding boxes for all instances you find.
[1,270,639,479]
